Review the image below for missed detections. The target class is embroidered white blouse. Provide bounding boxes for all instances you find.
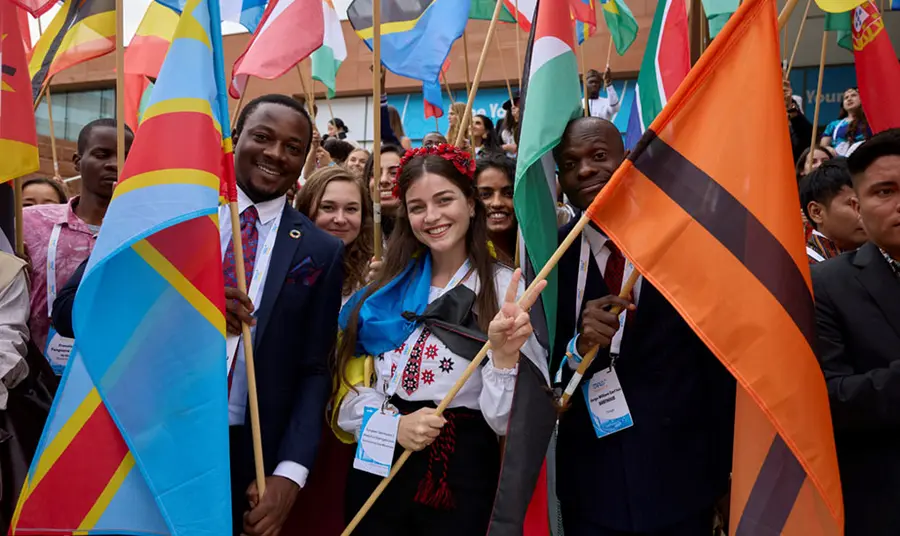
[338,265,548,438]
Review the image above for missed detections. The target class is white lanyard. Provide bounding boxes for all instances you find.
[576,233,635,357]
[46,223,63,317]
[246,214,281,306]
[383,259,472,398]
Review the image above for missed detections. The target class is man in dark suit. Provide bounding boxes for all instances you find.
[552,117,735,536]
[811,129,900,536]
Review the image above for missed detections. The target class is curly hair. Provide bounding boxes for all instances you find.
[295,167,374,297]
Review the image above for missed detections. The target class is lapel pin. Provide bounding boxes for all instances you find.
[289,229,302,239]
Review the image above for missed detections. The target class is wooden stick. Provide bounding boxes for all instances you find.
[434,116,440,132]
[228,201,267,498]
[559,268,641,407]
[807,31,828,171]
[297,65,316,126]
[605,35,614,67]
[32,84,47,112]
[461,32,474,150]
[778,0,800,31]
[784,0,812,79]
[580,40,589,117]
[372,0,384,261]
[454,0,505,149]
[441,70,455,105]
[495,31,514,102]
[342,210,594,536]
[230,82,248,128]
[325,95,336,126]
[13,178,24,256]
[515,0,522,89]
[45,84,61,178]
[115,0,125,179]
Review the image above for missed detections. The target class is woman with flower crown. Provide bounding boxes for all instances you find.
[334,144,549,534]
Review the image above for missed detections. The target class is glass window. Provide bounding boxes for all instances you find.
[35,88,115,142]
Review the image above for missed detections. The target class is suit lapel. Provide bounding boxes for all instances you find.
[255,208,305,345]
[854,242,900,340]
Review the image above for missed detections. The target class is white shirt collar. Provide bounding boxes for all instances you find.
[584,225,610,252]
[812,229,828,239]
[237,186,287,226]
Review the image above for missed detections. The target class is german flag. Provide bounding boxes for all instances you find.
[585,0,844,532]
[28,0,115,102]
[1,0,39,183]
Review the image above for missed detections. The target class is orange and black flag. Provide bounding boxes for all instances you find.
[585,0,844,532]
[28,0,115,102]
[1,0,39,183]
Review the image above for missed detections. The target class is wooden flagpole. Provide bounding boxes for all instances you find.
[36,18,61,180]
[371,0,384,260]
[441,70,456,104]
[807,31,828,170]
[461,32,474,149]
[495,31,515,102]
[580,40,589,117]
[605,35,614,67]
[115,0,125,181]
[778,0,801,30]
[455,0,505,148]
[231,82,249,128]
[784,0,812,79]
[515,0,522,88]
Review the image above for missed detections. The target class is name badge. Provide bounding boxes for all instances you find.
[44,327,74,375]
[354,406,400,477]
[581,368,634,438]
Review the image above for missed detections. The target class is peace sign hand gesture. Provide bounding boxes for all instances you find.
[488,269,548,370]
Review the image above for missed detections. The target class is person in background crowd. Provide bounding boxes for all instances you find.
[23,118,133,374]
[821,88,872,157]
[499,94,520,157]
[796,146,833,181]
[22,178,67,208]
[585,68,620,121]
[322,138,355,166]
[388,105,413,150]
[296,167,374,304]
[304,126,323,181]
[422,131,448,148]
[475,153,517,265]
[335,144,545,535]
[326,117,349,141]
[471,114,503,158]
[785,81,814,163]
[800,160,867,263]
[553,116,734,536]
[0,251,29,411]
[225,94,344,536]
[363,143,404,240]
[446,102,468,148]
[811,129,900,536]
[346,148,370,179]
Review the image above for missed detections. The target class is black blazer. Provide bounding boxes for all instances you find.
[811,242,900,536]
[554,221,735,533]
[229,206,344,491]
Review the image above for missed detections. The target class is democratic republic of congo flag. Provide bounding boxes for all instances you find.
[28,0,115,103]
[1,0,39,184]
[10,0,236,533]
[586,0,844,533]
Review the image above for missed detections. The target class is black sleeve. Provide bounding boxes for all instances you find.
[51,259,86,338]
[789,112,814,162]
[380,95,401,147]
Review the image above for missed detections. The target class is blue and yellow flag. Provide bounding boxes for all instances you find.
[10,0,235,534]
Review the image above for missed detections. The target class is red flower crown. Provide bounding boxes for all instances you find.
[392,144,476,199]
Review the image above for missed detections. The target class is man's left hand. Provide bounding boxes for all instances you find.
[242,476,299,536]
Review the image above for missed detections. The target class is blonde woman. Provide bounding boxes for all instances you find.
[446,102,468,148]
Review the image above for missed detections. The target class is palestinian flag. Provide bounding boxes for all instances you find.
[311,0,346,99]
[28,0,116,102]
[623,0,689,149]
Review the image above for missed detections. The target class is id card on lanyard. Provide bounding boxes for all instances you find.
[45,223,75,375]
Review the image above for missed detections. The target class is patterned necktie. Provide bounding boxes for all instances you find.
[604,241,636,326]
[223,206,259,397]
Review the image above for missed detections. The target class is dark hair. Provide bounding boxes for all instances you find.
[234,94,313,160]
[77,118,133,154]
[323,138,355,164]
[22,177,67,204]
[799,160,853,229]
[837,88,870,145]
[363,143,404,182]
[847,128,900,179]
[473,114,503,155]
[499,104,519,144]
[475,153,516,189]
[387,106,406,138]
[295,167,374,296]
[422,132,448,147]
[795,146,833,181]
[329,117,348,134]
[586,69,602,80]
[337,154,499,389]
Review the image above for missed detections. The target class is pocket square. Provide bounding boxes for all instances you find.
[286,257,324,287]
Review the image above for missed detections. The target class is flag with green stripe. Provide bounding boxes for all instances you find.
[470,0,517,21]
[824,10,853,50]
[600,0,639,54]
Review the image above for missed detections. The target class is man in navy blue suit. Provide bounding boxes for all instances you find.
[552,117,734,536]
[225,94,344,536]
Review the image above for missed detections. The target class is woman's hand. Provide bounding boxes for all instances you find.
[397,408,445,451]
[367,257,384,282]
[488,269,547,369]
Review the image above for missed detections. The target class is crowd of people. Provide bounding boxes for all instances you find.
[0,71,898,536]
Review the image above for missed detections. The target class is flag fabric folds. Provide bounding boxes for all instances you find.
[594,0,639,53]
[423,59,450,119]
[824,10,853,50]
[28,0,116,103]
[7,0,53,16]
[502,0,537,31]
[125,1,181,129]
[586,0,844,532]
[623,0,689,149]
[470,0,518,22]
[10,0,235,533]
[230,0,325,98]
[851,0,900,133]
[348,0,469,91]
[311,0,347,99]
[815,0,865,12]
[701,0,738,37]
[0,0,39,184]
[221,0,267,32]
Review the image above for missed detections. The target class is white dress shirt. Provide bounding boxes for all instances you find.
[588,85,621,121]
[218,188,309,488]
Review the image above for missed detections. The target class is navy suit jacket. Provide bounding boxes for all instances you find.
[229,206,344,492]
[553,220,735,533]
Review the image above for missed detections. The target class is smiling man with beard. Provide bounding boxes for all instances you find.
[23,118,133,374]
[552,117,735,536]
[223,94,344,536]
